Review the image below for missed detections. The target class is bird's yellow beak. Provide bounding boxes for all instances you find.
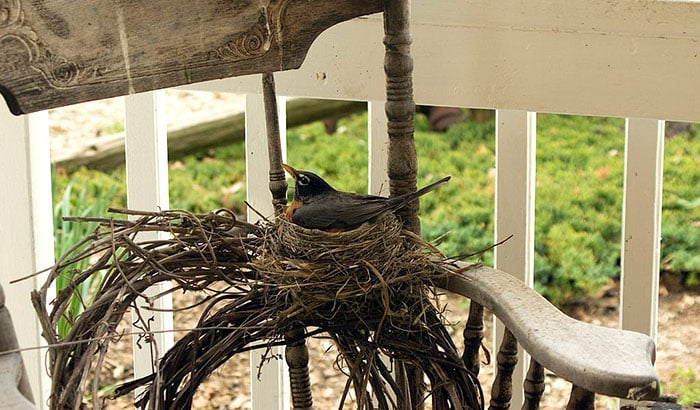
[281,164,298,180]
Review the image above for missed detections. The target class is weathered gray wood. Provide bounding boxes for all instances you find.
[435,262,660,401]
[261,72,312,409]
[489,328,518,410]
[383,2,425,407]
[0,0,383,115]
[621,400,687,409]
[384,0,419,235]
[262,72,288,215]
[462,301,484,375]
[566,385,595,410]
[0,285,35,408]
[522,358,545,410]
[52,98,366,172]
[0,354,36,410]
[285,328,313,410]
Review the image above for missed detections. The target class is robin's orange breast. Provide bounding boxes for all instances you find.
[286,199,302,221]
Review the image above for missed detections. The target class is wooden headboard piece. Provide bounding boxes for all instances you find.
[0,0,382,115]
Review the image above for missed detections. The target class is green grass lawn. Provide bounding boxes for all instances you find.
[53,110,700,304]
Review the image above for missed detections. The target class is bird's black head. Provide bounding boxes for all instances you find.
[282,164,336,202]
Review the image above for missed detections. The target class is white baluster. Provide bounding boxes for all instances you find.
[124,91,174,389]
[494,109,537,408]
[0,106,53,408]
[245,92,290,410]
[620,118,664,340]
[368,101,389,196]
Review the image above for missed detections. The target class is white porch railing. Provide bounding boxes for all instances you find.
[2,0,699,408]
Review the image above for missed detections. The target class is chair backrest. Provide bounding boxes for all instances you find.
[0,0,382,115]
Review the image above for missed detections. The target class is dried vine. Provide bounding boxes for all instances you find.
[32,208,483,409]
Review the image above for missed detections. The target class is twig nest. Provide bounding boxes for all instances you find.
[271,212,405,261]
[252,214,439,319]
[34,208,482,409]
[252,214,435,285]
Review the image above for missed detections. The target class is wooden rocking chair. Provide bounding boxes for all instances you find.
[1,1,661,409]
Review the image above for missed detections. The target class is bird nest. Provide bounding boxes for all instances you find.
[32,208,483,409]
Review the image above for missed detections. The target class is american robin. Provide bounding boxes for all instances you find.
[281,164,450,231]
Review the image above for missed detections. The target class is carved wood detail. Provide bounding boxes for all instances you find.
[285,328,313,410]
[1,0,288,89]
[0,0,383,114]
[193,9,280,64]
[384,0,419,235]
[1,0,77,87]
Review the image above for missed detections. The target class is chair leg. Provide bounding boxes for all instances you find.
[384,1,424,407]
[261,72,288,215]
[463,302,485,375]
[285,328,313,410]
[566,385,595,410]
[383,0,419,232]
[490,328,518,410]
[522,358,545,410]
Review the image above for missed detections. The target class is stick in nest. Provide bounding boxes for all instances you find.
[33,208,484,409]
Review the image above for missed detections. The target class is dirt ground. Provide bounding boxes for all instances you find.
[93,282,699,410]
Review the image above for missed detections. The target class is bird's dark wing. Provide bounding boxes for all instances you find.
[291,193,391,230]
[289,176,451,230]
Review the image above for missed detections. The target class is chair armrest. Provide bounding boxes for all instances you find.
[0,285,35,409]
[435,262,659,401]
[0,353,36,410]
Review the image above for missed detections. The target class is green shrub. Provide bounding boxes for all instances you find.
[665,368,700,406]
[531,115,626,301]
[53,111,700,305]
[52,176,120,338]
[661,133,700,279]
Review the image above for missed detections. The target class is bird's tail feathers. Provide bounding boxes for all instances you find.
[413,175,451,198]
[386,176,450,210]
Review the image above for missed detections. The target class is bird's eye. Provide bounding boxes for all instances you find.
[298,174,310,186]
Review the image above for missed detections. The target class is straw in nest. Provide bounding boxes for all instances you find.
[32,208,483,409]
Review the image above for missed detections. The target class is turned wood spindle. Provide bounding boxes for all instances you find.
[285,328,313,410]
[262,72,288,215]
[566,385,595,410]
[262,73,312,408]
[462,302,485,375]
[490,328,518,410]
[384,0,419,235]
[522,358,545,410]
[383,1,425,408]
